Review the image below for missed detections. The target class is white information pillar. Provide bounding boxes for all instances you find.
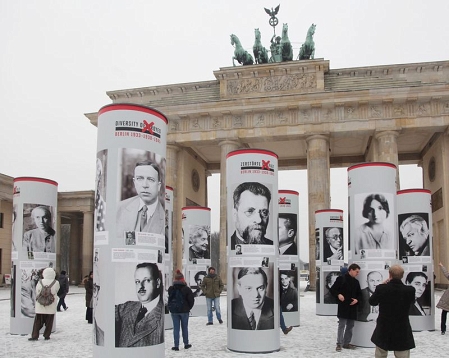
[397,189,434,331]
[278,190,300,327]
[348,162,398,348]
[315,209,344,316]
[181,206,211,317]
[10,177,58,335]
[226,149,280,353]
[164,186,174,330]
[94,104,167,357]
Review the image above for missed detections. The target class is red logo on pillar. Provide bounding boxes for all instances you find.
[142,120,154,134]
[279,197,287,204]
[261,160,270,170]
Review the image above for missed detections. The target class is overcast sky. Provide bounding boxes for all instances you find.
[1,1,447,261]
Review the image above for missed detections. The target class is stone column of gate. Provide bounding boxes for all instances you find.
[306,135,330,290]
[69,214,80,283]
[167,144,181,271]
[219,140,241,285]
[375,130,400,190]
[56,211,62,273]
[81,211,94,279]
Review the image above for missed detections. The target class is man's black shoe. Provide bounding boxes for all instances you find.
[185,344,192,349]
[171,347,179,351]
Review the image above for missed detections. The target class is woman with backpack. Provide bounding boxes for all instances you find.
[28,267,60,341]
[167,270,195,351]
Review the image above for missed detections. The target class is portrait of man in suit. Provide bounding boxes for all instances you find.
[278,213,298,255]
[116,161,165,238]
[357,270,383,321]
[323,271,340,304]
[115,262,164,347]
[231,267,274,330]
[23,205,56,253]
[230,182,273,250]
[323,227,343,263]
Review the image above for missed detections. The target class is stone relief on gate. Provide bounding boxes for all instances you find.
[227,73,317,95]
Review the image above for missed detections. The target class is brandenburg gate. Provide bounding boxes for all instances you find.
[86,58,449,288]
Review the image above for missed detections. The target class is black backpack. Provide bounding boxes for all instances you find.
[36,279,57,306]
[168,287,184,313]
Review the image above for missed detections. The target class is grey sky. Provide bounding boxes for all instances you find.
[1,1,444,261]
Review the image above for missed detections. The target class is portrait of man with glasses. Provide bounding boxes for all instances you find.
[116,159,165,238]
[323,227,343,263]
[230,182,273,250]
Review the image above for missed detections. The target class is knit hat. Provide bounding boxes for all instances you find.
[174,269,185,282]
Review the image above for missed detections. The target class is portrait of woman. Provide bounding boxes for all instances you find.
[405,272,428,316]
[355,193,393,254]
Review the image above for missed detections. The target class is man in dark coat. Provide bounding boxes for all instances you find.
[369,265,415,357]
[330,263,361,352]
[57,270,69,311]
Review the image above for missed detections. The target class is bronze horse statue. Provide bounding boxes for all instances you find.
[298,23,316,60]
[231,34,254,66]
[253,28,269,64]
[280,23,293,62]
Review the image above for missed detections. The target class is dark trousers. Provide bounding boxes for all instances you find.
[57,294,67,311]
[31,313,54,339]
[442,310,448,333]
[86,307,93,323]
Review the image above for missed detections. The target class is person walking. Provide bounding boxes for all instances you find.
[369,265,416,357]
[28,267,60,341]
[57,270,69,312]
[330,263,362,352]
[168,270,195,351]
[84,271,93,324]
[201,266,224,325]
[437,262,449,335]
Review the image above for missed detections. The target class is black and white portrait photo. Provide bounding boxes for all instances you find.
[399,213,430,257]
[125,231,136,245]
[315,228,320,260]
[188,225,210,260]
[116,148,165,238]
[278,213,298,255]
[405,271,431,316]
[191,270,206,297]
[357,270,384,321]
[231,266,274,330]
[20,267,39,318]
[323,271,339,304]
[22,204,56,253]
[93,263,104,346]
[230,182,273,250]
[280,270,298,312]
[354,193,394,254]
[94,150,107,232]
[322,227,343,262]
[115,262,164,347]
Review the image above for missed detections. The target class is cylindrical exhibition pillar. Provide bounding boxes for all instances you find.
[278,190,300,327]
[181,206,211,317]
[348,162,397,348]
[164,186,174,330]
[226,149,279,353]
[397,189,434,331]
[10,177,58,335]
[94,104,167,356]
[315,209,344,316]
